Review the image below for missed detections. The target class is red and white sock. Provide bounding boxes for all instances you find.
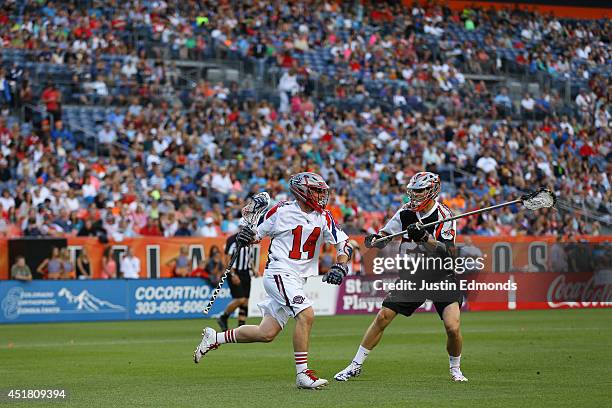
[216,329,237,344]
[295,352,308,373]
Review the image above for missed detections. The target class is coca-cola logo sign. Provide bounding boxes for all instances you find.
[547,274,612,308]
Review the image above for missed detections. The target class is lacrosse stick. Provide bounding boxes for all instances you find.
[372,188,556,245]
[202,192,271,314]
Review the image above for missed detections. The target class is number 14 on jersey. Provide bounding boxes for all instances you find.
[288,226,321,260]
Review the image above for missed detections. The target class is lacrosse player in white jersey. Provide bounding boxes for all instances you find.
[194,172,353,389]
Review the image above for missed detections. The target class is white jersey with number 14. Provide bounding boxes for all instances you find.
[255,201,349,278]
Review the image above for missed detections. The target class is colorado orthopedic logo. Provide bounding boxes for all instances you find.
[372,254,486,275]
[134,285,214,301]
[1,286,124,320]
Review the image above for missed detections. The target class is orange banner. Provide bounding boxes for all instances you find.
[1,235,609,280]
[64,237,271,279]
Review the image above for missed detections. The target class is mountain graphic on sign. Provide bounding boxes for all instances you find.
[58,288,125,312]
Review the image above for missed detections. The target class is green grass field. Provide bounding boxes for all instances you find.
[1,309,611,407]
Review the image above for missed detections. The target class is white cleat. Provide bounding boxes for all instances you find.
[296,369,329,390]
[450,367,468,382]
[193,327,220,364]
[334,361,362,381]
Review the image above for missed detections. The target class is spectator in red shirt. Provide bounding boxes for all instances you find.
[74,25,92,39]
[579,142,595,157]
[139,217,162,236]
[190,260,210,280]
[41,83,62,119]
[0,119,11,145]
[278,50,295,68]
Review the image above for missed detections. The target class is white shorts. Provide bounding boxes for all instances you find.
[257,271,313,329]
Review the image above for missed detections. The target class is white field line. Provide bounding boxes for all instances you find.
[0,326,607,349]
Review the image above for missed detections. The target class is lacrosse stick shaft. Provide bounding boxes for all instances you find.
[202,249,240,314]
[201,191,270,315]
[373,198,521,243]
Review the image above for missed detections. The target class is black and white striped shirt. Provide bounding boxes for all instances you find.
[225,233,255,275]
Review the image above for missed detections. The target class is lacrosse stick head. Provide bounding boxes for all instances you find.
[520,188,556,210]
[241,192,271,227]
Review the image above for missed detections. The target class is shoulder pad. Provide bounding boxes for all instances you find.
[264,200,288,220]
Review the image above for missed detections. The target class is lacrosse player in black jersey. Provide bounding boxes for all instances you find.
[335,172,468,382]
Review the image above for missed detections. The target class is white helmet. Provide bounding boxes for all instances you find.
[289,172,330,212]
[406,171,440,211]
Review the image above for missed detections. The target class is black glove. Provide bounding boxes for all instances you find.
[323,263,348,285]
[406,223,428,243]
[365,233,391,249]
[236,227,256,247]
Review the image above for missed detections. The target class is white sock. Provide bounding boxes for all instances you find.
[353,345,370,365]
[449,355,461,369]
[216,329,237,344]
[295,352,308,373]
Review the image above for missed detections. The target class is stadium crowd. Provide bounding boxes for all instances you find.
[0,0,609,240]
[0,0,609,82]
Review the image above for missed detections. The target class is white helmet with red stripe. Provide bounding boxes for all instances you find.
[406,171,441,212]
[289,172,330,213]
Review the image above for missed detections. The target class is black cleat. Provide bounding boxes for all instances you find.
[216,315,228,331]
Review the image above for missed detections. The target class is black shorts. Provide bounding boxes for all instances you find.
[228,273,251,299]
[381,276,463,320]
[381,298,463,320]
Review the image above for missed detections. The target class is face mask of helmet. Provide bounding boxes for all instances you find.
[310,186,329,210]
[407,187,433,211]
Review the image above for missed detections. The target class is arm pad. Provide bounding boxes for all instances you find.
[335,240,353,261]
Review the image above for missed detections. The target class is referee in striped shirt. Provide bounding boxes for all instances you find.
[217,232,256,331]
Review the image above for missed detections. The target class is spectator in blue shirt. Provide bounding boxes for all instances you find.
[50,120,75,145]
[180,176,198,194]
[165,169,182,189]
[174,220,192,237]
[106,107,125,129]
[494,88,512,109]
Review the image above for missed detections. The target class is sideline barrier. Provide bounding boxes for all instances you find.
[466,271,612,311]
[334,275,470,315]
[0,278,231,324]
[2,272,610,324]
[2,235,610,323]
[250,272,611,317]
